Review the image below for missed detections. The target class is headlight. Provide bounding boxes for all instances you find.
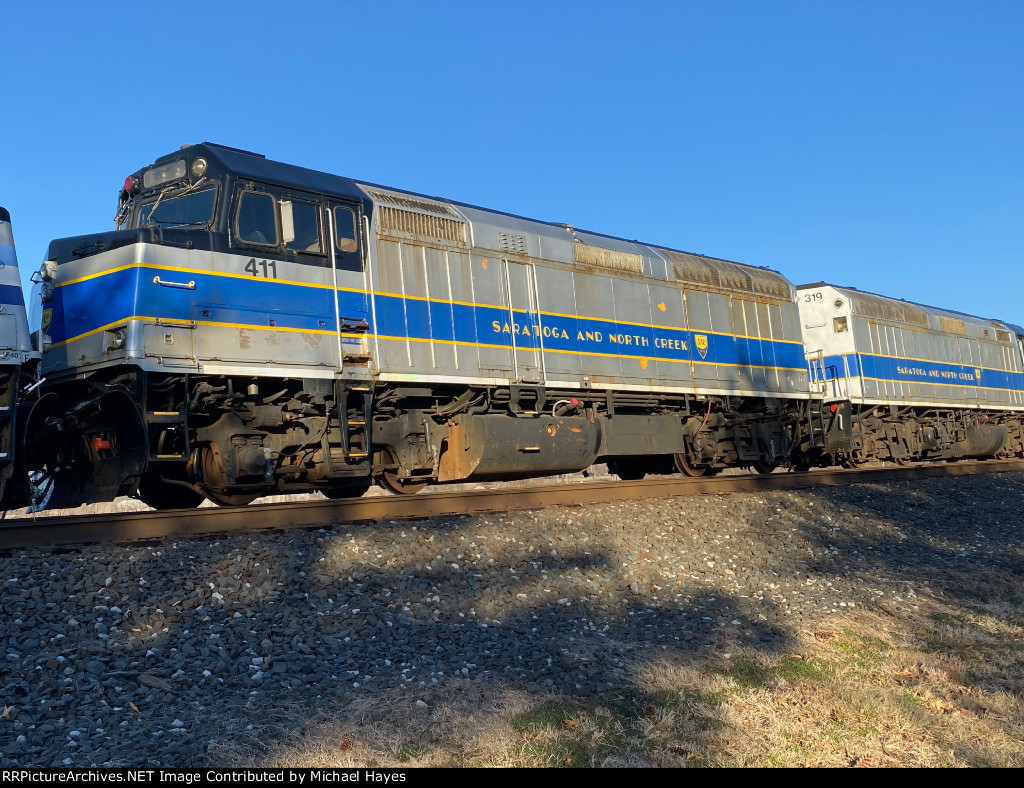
[113,328,126,348]
[191,157,208,177]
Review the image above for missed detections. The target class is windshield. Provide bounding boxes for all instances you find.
[137,186,217,228]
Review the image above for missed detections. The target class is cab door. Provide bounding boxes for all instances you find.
[327,202,370,371]
[503,259,544,383]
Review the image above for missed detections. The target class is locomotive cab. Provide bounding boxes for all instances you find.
[28,143,377,510]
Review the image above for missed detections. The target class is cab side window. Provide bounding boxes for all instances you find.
[335,207,358,254]
[283,200,322,254]
[236,191,278,246]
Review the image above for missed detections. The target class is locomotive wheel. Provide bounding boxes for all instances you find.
[196,445,261,507]
[25,464,56,513]
[322,478,373,500]
[21,393,62,512]
[752,459,779,475]
[674,452,712,477]
[137,468,204,511]
[203,489,261,507]
[377,450,428,495]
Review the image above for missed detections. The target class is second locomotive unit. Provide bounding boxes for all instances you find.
[26,142,816,509]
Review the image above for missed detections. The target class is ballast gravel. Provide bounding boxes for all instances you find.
[2,471,1023,766]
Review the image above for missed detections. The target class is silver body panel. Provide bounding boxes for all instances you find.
[44,185,808,402]
[360,184,809,399]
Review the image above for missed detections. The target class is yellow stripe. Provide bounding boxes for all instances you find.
[59,262,337,292]
[54,315,346,348]
[859,375,1023,394]
[859,351,1017,376]
[374,334,804,372]
[58,262,797,347]
[56,317,803,373]
[538,306,803,345]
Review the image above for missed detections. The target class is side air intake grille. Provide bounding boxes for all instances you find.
[378,206,467,245]
[572,242,644,274]
[363,188,461,217]
[939,316,966,335]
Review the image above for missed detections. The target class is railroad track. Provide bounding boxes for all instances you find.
[2,459,1023,551]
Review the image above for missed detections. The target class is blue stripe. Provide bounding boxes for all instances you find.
[0,283,24,306]
[51,268,806,373]
[815,352,1024,393]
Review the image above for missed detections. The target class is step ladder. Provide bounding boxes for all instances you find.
[321,381,373,477]
[807,400,828,449]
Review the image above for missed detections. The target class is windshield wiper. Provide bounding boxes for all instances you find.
[155,220,211,229]
[142,177,209,227]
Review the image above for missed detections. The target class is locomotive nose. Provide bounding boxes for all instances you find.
[0,206,28,347]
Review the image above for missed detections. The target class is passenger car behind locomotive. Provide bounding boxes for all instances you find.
[24,143,818,509]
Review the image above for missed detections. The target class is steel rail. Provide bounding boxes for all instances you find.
[2,460,1023,551]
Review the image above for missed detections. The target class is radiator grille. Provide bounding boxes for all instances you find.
[660,248,792,299]
[847,291,930,327]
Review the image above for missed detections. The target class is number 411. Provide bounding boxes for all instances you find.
[245,258,278,278]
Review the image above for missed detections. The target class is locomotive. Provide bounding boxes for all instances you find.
[0,207,41,509]
[6,142,1024,511]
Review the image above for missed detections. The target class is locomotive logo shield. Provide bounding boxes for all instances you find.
[41,308,52,332]
[975,368,982,382]
[695,334,709,359]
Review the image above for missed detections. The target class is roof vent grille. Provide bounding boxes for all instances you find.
[498,232,527,254]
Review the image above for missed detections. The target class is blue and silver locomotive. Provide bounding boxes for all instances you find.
[12,142,1024,511]
[25,143,816,509]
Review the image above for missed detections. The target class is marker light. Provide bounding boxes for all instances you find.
[124,176,135,192]
[191,157,208,177]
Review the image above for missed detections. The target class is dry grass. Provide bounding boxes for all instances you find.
[212,596,1024,768]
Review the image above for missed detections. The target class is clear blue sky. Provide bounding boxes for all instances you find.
[2,1,1021,323]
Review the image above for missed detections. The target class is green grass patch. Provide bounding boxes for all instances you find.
[526,740,592,768]
[599,687,681,720]
[394,742,432,763]
[511,700,588,733]
[507,685,732,767]
[725,655,834,688]
[834,632,887,671]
